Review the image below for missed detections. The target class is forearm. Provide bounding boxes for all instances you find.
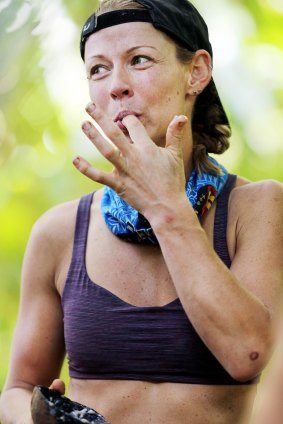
[147,197,273,380]
[0,388,33,424]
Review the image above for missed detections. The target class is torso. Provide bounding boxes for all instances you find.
[54,176,258,424]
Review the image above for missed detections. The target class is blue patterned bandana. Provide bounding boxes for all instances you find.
[101,157,228,244]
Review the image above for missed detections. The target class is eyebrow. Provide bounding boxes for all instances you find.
[86,45,158,62]
[127,45,157,53]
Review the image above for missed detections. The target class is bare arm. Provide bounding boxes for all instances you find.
[73,107,283,382]
[0,202,77,424]
[147,180,283,381]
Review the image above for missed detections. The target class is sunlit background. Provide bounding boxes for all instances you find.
[0,0,282,409]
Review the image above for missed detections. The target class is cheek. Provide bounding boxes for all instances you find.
[146,73,184,107]
[89,85,100,103]
[88,84,95,102]
[88,82,110,107]
[152,90,184,116]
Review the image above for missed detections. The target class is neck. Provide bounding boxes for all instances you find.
[182,124,194,181]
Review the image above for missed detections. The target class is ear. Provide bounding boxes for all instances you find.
[186,50,212,96]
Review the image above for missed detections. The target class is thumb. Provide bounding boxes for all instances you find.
[165,115,188,150]
[49,379,65,394]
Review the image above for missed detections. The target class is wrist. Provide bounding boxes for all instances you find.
[144,195,201,237]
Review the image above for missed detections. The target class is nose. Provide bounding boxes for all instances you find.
[109,66,134,100]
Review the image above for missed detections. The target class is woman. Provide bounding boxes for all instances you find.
[0,0,282,423]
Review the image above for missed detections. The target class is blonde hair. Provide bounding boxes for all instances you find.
[96,0,231,175]
[96,0,145,13]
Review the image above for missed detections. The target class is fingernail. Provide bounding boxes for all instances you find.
[173,115,188,127]
[73,157,80,166]
[82,121,92,131]
[86,102,96,113]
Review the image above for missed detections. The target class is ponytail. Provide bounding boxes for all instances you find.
[192,81,231,175]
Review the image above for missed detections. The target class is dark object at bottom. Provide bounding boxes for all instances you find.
[31,385,111,423]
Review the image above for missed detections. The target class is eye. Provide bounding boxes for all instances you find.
[88,65,109,80]
[131,55,152,67]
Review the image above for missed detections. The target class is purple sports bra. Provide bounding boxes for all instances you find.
[62,175,259,385]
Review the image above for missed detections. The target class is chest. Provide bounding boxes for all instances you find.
[83,199,218,307]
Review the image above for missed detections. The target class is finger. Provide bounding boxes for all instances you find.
[73,156,118,189]
[82,121,125,169]
[49,379,65,394]
[85,103,130,155]
[165,115,188,150]
[122,114,151,146]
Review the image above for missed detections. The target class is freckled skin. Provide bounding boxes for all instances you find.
[84,22,191,149]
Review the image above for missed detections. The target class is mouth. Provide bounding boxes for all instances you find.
[114,111,140,133]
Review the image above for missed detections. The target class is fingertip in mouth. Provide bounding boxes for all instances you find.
[116,119,128,132]
[114,111,139,123]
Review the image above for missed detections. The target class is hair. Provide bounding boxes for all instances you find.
[96,0,231,175]
[96,0,145,13]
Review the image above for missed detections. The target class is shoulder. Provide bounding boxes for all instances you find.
[232,176,283,197]
[230,177,283,216]
[28,192,98,263]
[225,177,283,260]
[229,177,283,243]
[18,199,82,297]
[31,198,80,245]
[22,199,80,278]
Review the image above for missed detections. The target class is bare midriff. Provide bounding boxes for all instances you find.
[67,378,257,424]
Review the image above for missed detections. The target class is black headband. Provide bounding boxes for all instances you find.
[81,9,152,61]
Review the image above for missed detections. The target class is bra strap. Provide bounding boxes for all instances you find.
[72,192,95,264]
[213,174,237,268]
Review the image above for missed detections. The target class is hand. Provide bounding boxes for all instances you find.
[30,380,66,424]
[73,103,188,218]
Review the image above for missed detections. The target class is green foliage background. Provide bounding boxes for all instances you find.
[0,0,282,394]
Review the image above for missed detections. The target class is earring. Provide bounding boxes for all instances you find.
[193,89,202,96]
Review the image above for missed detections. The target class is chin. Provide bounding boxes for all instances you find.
[148,126,167,147]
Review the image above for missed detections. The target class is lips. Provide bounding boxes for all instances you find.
[114,110,139,123]
[114,111,140,133]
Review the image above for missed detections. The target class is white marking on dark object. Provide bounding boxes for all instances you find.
[31,385,111,423]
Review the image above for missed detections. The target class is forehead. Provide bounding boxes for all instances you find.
[84,21,176,62]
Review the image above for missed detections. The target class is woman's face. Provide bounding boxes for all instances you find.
[84,22,192,147]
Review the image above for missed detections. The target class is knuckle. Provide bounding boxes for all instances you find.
[86,103,96,115]
[173,133,182,141]
[92,108,103,120]
[80,163,91,176]
[85,126,96,140]
[104,148,117,161]
[95,173,104,184]
[77,160,92,177]
[168,126,182,141]
[107,127,120,140]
